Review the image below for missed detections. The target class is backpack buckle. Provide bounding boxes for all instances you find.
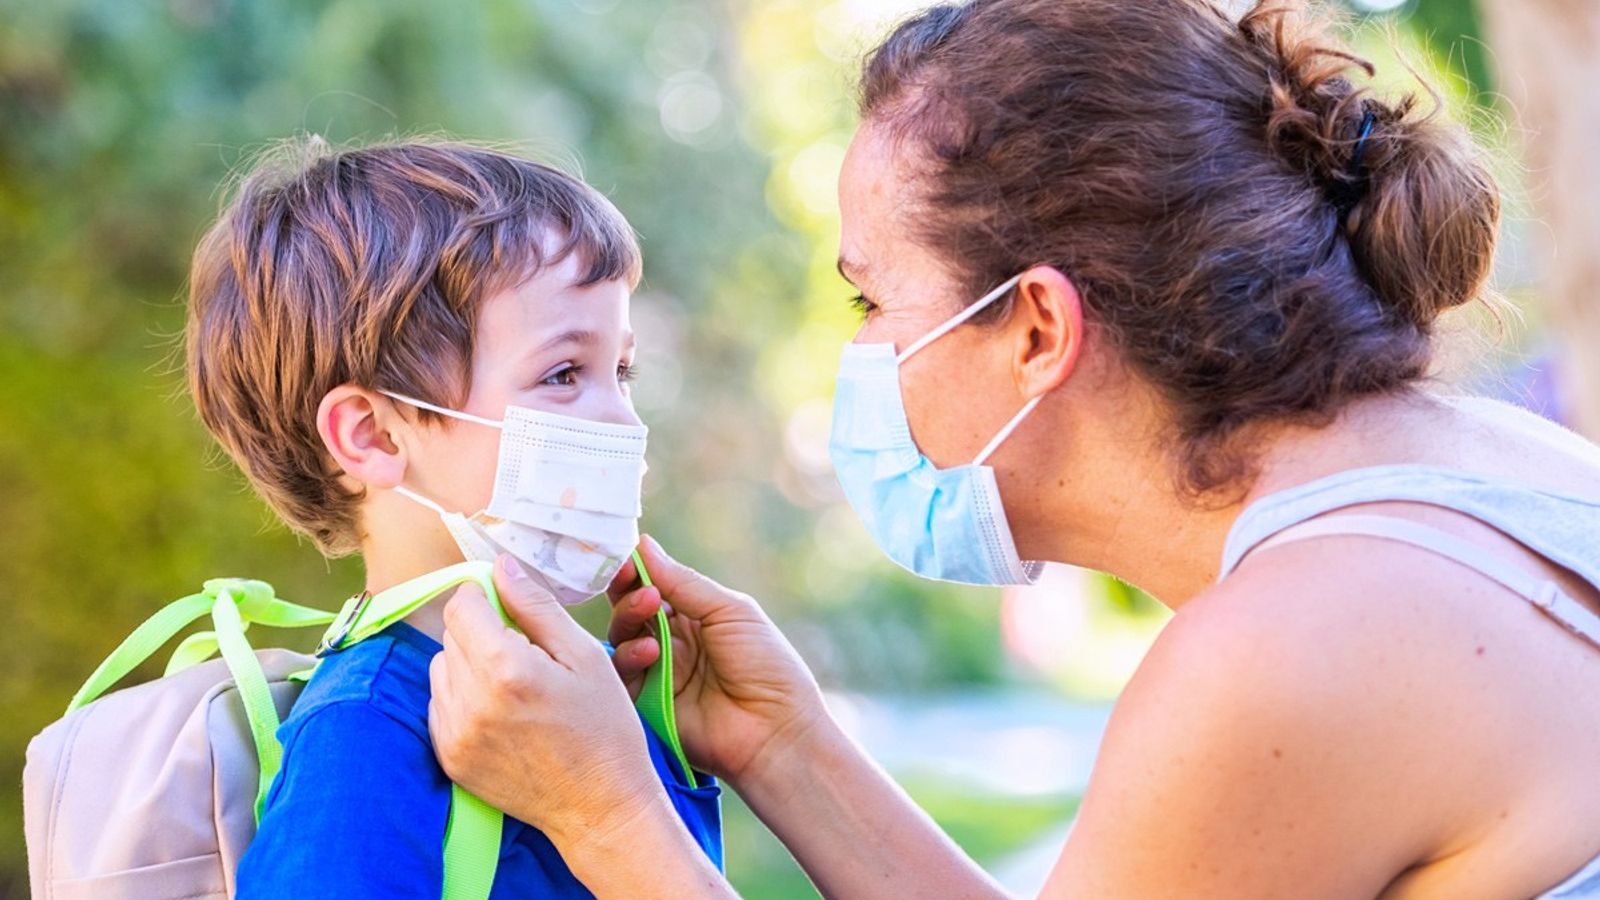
[315,590,373,657]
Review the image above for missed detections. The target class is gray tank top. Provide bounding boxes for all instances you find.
[1219,463,1600,898]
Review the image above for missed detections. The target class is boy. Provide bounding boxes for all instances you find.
[186,139,721,897]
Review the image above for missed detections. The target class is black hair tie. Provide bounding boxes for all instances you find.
[1349,109,1377,176]
[1331,109,1378,219]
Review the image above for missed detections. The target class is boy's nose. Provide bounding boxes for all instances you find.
[592,390,644,428]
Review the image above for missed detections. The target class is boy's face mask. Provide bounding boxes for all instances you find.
[828,273,1044,586]
[381,390,647,605]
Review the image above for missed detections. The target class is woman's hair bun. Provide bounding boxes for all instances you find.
[1241,1,1500,326]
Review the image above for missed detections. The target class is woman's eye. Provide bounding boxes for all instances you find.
[618,363,639,384]
[542,365,580,387]
[848,293,878,320]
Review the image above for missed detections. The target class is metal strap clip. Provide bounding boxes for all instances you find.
[315,590,373,657]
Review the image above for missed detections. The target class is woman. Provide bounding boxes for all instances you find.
[424,0,1600,896]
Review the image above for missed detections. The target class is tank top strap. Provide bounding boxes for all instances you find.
[1240,513,1600,652]
[1220,464,1600,592]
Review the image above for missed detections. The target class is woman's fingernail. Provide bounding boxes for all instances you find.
[499,554,529,582]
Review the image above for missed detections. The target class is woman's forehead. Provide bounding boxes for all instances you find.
[839,127,913,229]
[838,125,943,294]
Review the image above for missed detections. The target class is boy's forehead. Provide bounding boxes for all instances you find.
[475,260,633,352]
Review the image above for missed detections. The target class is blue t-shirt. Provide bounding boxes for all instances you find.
[236,621,722,898]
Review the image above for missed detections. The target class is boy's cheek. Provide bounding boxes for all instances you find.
[409,428,501,513]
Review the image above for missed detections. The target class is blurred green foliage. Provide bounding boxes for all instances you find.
[0,0,998,893]
[0,0,1493,896]
[720,779,1080,897]
[1407,0,1489,96]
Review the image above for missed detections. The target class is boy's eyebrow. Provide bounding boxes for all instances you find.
[537,329,601,353]
[532,329,636,355]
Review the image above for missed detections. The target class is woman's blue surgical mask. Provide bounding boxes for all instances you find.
[828,274,1045,586]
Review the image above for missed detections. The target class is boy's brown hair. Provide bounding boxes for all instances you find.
[186,138,642,555]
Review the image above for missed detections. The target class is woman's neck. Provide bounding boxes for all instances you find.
[1026,392,1442,608]
[1046,456,1239,607]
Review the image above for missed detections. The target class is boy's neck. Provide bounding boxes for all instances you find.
[401,597,450,645]
[361,539,469,645]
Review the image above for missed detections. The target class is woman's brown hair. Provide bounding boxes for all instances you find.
[860,0,1500,493]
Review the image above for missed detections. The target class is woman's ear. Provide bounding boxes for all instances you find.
[316,385,407,490]
[1010,265,1085,397]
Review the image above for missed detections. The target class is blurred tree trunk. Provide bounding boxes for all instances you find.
[1478,0,1600,439]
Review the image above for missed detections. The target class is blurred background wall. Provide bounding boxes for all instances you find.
[1,0,1590,896]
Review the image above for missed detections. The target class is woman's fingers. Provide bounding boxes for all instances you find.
[606,552,640,604]
[441,581,537,680]
[633,534,751,619]
[486,554,599,667]
[607,584,663,646]
[610,635,661,685]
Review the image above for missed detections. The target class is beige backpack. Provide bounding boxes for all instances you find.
[22,570,509,900]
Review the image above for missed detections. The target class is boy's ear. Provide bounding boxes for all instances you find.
[1010,265,1084,398]
[317,385,407,489]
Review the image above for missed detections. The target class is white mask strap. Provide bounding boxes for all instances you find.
[972,395,1043,467]
[896,273,1024,365]
[392,484,453,517]
[380,390,503,429]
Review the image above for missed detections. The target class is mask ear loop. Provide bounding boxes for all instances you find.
[896,273,1024,365]
[380,391,501,515]
[973,395,1043,466]
[380,390,504,429]
[391,485,501,563]
[886,273,1038,466]
[392,484,454,516]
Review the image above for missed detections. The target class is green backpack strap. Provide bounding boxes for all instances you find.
[312,562,507,900]
[443,786,503,900]
[316,554,697,786]
[66,578,339,822]
[630,554,697,788]
[66,578,336,713]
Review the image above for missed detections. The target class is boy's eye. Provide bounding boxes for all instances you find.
[542,365,580,387]
[848,293,878,320]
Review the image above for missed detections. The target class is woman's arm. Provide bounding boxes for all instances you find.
[605,539,1003,896]
[555,787,736,897]
[730,706,1006,899]
[557,707,1003,899]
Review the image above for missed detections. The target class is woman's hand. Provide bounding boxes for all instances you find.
[610,543,1005,900]
[606,535,828,791]
[426,555,666,855]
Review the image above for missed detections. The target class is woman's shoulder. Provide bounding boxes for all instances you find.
[1419,394,1600,491]
[1124,549,1461,739]
[1068,549,1517,883]
[1167,524,1547,718]
[1059,576,1449,894]
[1080,515,1600,895]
